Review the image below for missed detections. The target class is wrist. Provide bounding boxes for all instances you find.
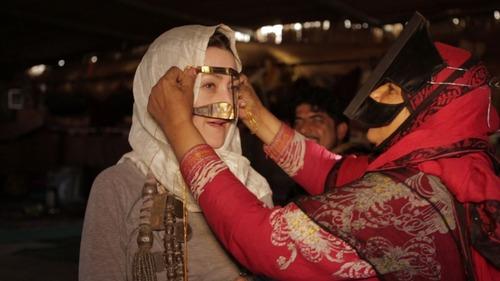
[160,117,192,136]
[160,119,205,161]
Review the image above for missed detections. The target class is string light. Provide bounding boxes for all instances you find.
[58,59,65,67]
[322,20,330,30]
[256,24,283,44]
[235,31,251,42]
[344,19,352,29]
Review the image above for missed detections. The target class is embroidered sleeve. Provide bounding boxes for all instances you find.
[263,123,306,177]
[180,144,228,200]
[264,123,341,196]
[179,145,375,280]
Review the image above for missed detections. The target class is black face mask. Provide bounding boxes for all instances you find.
[344,12,444,128]
[352,97,405,128]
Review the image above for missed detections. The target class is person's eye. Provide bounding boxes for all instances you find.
[201,82,216,91]
[313,116,324,123]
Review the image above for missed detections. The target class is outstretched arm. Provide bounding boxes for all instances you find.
[147,67,375,280]
[238,77,367,194]
[178,144,375,281]
[237,75,282,145]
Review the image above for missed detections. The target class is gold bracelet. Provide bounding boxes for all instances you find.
[245,109,258,134]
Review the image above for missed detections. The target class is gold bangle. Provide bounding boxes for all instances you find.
[245,109,258,134]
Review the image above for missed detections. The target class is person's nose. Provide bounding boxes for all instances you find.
[297,122,311,135]
[216,84,234,104]
[369,83,391,102]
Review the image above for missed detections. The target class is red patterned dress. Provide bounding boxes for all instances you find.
[180,43,499,281]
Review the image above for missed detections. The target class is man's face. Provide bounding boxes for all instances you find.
[294,103,339,150]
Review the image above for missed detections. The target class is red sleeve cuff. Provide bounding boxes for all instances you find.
[263,123,295,161]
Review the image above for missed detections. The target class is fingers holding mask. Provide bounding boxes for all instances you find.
[237,75,262,117]
[237,74,262,133]
[148,66,197,131]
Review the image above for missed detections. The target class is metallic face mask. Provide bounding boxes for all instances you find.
[192,66,240,121]
[344,12,444,128]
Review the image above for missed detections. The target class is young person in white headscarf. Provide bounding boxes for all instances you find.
[79,24,273,281]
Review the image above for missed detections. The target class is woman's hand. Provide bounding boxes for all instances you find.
[147,66,204,160]
[237,75,265,131]
[148,66,197,134]
[237,74,282,145]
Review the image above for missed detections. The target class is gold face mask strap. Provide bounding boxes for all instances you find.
[195,66,239,77]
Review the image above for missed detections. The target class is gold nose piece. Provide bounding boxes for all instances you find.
[193,102,235,120]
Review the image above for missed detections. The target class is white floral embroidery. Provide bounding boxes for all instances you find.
[277,132,305,177]
[187,159,227,200]
[404,173,456,233]
[333,260,376,279]
[305,172,451,280]
[367,236,441,281]
[269,204,364,272]
[310,172,453,237]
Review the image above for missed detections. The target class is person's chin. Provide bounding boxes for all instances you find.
[207,139,224,149]
[203,132,225,148]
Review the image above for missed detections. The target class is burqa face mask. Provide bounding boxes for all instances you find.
[192,66,240,121]
[344,12,444,128]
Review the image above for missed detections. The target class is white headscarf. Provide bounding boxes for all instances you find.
[120,24,273,211]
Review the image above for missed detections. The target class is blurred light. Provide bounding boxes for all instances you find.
[256,24,283,44]
[344,19,351,29]
[58,59,65,67]
[394,23,404,35]
[303,21,321,29]
[352,23,362,30]
[27,64,46,77]
[382,23,403,37]
[235,31,251,42]
[383,24,393,32]
[372,27,384,42]
[39,83,47,93]
[494,10,500,20]
[362,22,369,29]
[452,18,460,25]
[322,20,330,30]
[293,23,302,31]
[90,56,98,63]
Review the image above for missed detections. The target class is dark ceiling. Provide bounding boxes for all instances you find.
[1,0,499,73]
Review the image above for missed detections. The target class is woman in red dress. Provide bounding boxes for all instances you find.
[148,13,499,281]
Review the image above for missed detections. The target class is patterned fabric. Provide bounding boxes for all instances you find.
[378,43,490,151]
[297,170,465,281]
[264,124,306,177]
[367,43,499,204]
[375,138,490,171]
[180,144,227,200]
[269,203,375,279]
